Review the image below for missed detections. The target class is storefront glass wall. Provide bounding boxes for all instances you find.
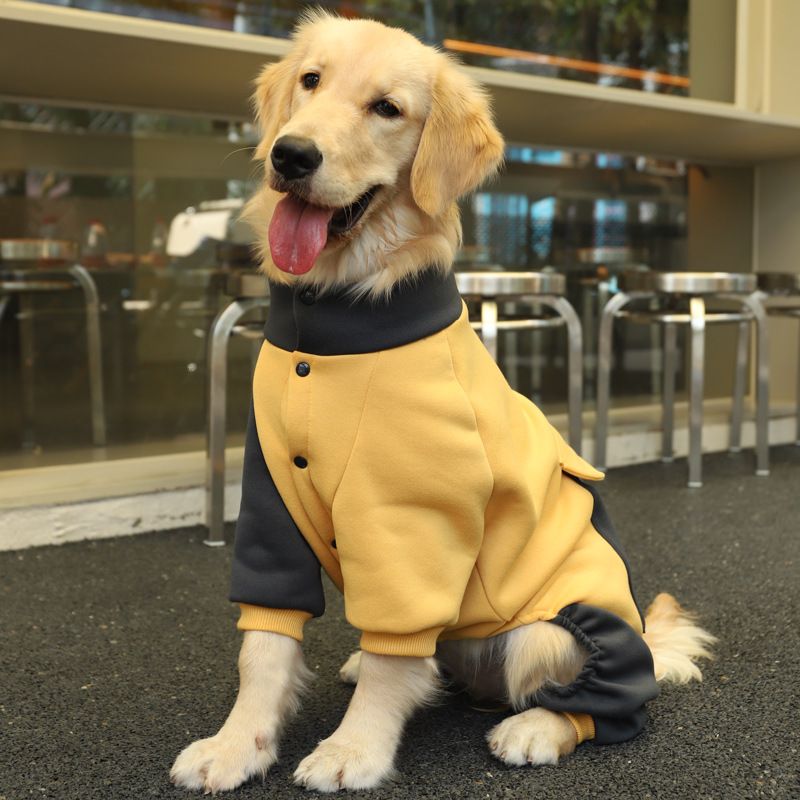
[34,0,690,95]
[0,96,690,470]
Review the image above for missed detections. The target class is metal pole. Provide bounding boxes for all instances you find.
[18,293,37,450]
[540,295,583,454]
[594,291,635,470]
[662,321,677,462]
[688,296,706,488]
[797,318,800,446]
[69,265,107,447]
[204,297,269,547]
[739,291,770,476]
[729,319,749,453]
[480,299,499,363]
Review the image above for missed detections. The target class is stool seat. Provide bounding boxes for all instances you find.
[0,238,78,265]
[616,309,754,325]
[456,270,566,297]
[455,269,583,455]
[620,271,756,295]
[470,316,565,332]
[0,277,76,293]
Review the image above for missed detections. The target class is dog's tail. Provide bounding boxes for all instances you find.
[642,593,716,684]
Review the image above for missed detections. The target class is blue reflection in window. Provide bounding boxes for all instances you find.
[531,197,555,261]
[594,199,627,247]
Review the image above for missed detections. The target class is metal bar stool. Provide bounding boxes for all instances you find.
[730,273,800,447]
[455,270,584,454]
[595,271,769,487]
[204,271,270,547]
[0,239,106,448]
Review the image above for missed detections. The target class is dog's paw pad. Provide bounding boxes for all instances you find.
[294,737,393,792]
[487,708,575,767]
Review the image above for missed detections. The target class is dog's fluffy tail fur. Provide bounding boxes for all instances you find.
[642,593,716,684]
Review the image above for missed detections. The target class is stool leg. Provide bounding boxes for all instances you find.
[480,299,499,363]
[505,300,520,391]
[541,295,583,454]
[595,291,632,470]
[530,300,543,401]
[18,293,37,450]
[740,291,770,476]
[797,320,800,446]
[204,298,268,547]
[70,266,107,447]
[729,320,749,453]
[688,297,706,488]
[662,321,677,462]
[650,297,662,399]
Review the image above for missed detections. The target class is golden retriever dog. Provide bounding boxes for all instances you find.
[171,11,714,794]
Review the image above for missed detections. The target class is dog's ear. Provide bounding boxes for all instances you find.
[411,58,505,217]
[252,56,299,160]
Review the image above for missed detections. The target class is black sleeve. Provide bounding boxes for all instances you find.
[535,604,659,745]
[229,403,325,618]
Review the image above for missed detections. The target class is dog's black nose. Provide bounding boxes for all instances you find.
[271,136,323,181]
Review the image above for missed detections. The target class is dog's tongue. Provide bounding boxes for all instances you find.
[268,194,333,274]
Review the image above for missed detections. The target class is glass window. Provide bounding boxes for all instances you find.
[0,101,261,470]
[34,0,690,95]
[1,102,693,473]
[460,145,689,412]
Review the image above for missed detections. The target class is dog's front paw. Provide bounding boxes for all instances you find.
[294,735,394,792]
[170,730,277,794]
[487,708,576,767]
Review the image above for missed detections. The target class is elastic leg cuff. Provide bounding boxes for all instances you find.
[562,712,596,745]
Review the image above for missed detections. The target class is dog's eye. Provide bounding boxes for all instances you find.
[301,72,320,90]
[373,99,401,118]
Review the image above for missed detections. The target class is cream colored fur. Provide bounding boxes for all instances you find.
[294,653,439,791]
[242,9,503,297]
[171,10,714,794]
[170,631,312,793]
[336,593,714,771]
[643,592,717,683]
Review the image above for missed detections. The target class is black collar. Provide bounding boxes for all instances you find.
[264,268,463,355]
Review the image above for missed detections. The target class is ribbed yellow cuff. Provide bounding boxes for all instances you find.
[359,627,445,657]
[562,712,595,745]
[236,605,312,641]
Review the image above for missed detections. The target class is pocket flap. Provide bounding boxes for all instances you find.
[556,436,605,481]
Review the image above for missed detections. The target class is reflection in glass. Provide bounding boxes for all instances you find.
[34,0,690,94]
[1,100,688,471]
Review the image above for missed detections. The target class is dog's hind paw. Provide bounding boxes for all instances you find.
[338,650,362,685]
[170,731,277,794]
[487,708,576,767]
[294,736,395,792]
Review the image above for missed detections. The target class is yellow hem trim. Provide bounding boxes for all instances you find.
[562,712,595,745]
[236,605,312,642]
[360,627,445,657]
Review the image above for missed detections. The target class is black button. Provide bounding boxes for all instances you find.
[299,288,316,305]
[295,361,311,377]
[331,539,337,549]
[293,456,308,469]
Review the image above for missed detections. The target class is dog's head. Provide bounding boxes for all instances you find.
[247,11,504,290]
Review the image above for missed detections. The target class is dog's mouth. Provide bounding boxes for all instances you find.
[268,187,380,275]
